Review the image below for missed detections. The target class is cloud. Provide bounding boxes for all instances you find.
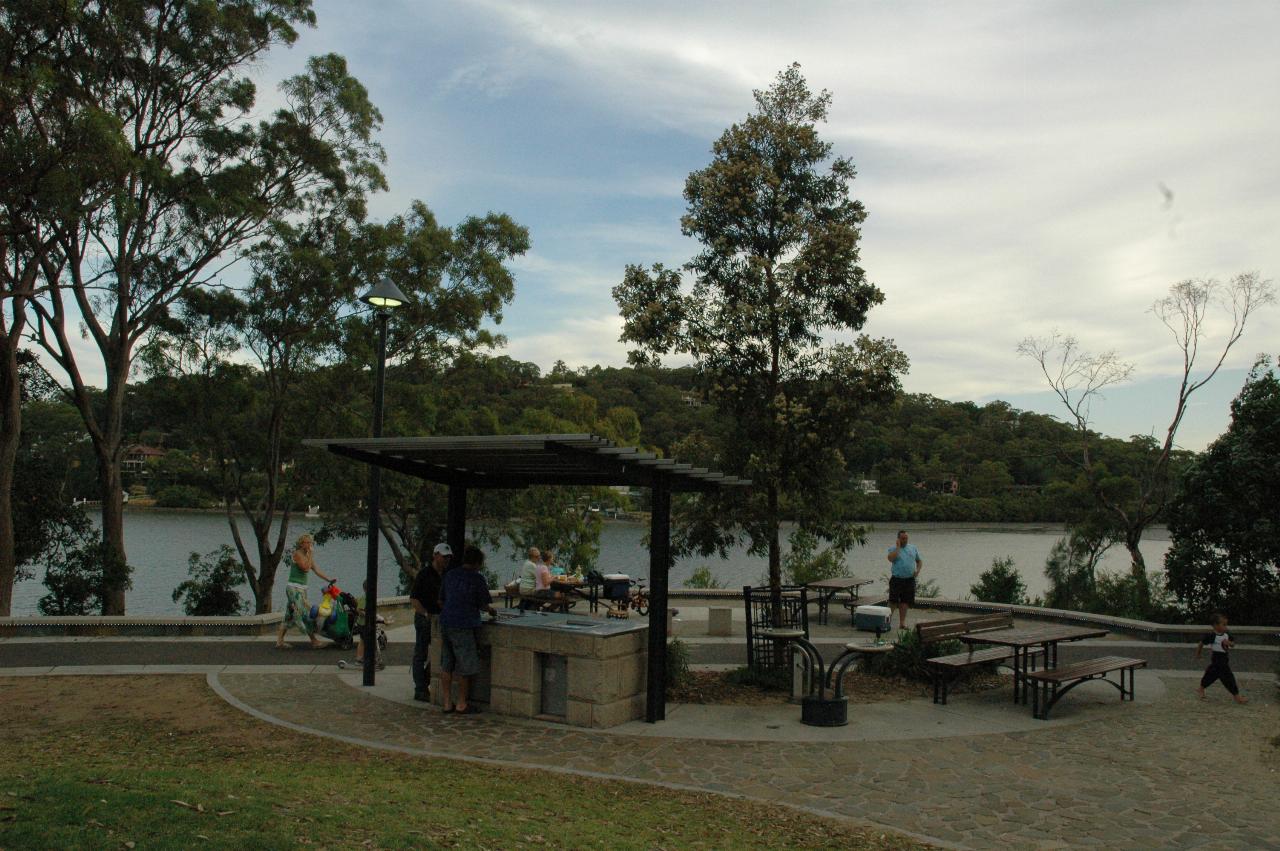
[250,0,1280,446]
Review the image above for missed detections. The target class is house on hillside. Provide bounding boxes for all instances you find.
[857,479,880,495]
[121,445,166,474]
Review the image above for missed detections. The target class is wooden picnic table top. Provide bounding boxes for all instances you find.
[805,576,875,591]
[959,624,1108,647]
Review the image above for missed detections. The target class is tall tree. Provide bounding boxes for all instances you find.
[1018,273,1274,608]
[1165,356,1280,622]
[24,1,383,613]
[613,64,907,598]
[0,1,130,614]
[307,203,531,588]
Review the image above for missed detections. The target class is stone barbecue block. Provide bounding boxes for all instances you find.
[429,609,648,728]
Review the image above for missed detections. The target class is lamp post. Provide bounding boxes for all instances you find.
[360,276,408,686]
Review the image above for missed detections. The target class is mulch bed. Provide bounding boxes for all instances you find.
[669,668,1009,705]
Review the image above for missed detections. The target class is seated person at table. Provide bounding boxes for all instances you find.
[517,547,541,610]
[543,548,567,577]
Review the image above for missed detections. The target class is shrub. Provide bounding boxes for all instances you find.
[172,545,249,616]
[969,556,1027,604]
[783,528,847,585]
[40,536,134,616]
[666,638,691,689]
[154,485,209,508]
[859,629,998,683]
[683,566,724,589]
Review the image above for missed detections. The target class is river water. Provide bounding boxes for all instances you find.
[8,512,1171,616]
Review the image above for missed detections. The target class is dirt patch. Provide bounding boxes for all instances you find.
[670,669,1009,705]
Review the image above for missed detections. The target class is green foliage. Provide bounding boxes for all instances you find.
[862,630,970,682]
[1044,534,1181,621]
[38,518,133,616]
[666,638,692,689]
[1165,357,1280,623]
[153,485,210,509]
[783,527,853,585]
[969,557,1027,604]
[172,546,249,616]
[613,64,906,593]
[683,566,724,589]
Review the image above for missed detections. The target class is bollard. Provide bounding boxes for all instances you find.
[707,607,732,636]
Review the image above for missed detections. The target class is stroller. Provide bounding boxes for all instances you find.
[313,580,388,669]
[311,580,357,649]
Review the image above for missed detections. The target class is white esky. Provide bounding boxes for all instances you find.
[55,1,1280,450]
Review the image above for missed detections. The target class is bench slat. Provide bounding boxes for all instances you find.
[929,646,1044,668]
[917,611,1015,645]
[1026,656,1147,683]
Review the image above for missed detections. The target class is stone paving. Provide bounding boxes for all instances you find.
[215,670,1279,850]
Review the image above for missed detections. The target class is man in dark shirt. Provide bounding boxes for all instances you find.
[438,545,496,714]
[409,542,450,701]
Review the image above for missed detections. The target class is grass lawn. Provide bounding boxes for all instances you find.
[0,676,930,850]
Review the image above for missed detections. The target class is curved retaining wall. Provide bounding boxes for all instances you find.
[3,591,1276,645]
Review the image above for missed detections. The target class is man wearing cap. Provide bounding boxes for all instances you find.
[410,542,451,701]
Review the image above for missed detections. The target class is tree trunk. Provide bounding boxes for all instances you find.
[97,453,127,614]
[0,345,19,616]
[1125,532,1151,610]
[767,483,782,625]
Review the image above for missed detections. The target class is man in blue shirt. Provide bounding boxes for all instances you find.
[438,545,497,714]
[886,530,923,630]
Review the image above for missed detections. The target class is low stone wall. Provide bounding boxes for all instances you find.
[0,595,416,637]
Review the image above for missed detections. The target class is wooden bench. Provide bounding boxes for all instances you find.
[1025,655,1147,720]
[918,612,1041,705]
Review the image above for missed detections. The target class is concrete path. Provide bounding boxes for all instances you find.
[211,667,1279,850]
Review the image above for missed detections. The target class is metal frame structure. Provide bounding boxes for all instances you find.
[303,433,750,723]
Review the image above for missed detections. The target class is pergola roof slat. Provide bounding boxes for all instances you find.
[303,434,749,492]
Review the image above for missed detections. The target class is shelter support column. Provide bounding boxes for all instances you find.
[446,485,467,561]
[646,473,671,722]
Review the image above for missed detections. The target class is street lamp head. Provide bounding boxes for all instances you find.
[360,277,409,310]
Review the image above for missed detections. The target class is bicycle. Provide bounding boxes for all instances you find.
[628,578,649,617]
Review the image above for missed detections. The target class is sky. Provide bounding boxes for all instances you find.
[89,1,1280,450]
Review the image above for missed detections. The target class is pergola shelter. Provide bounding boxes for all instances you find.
[304,433,749,722]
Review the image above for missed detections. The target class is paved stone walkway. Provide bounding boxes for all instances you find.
[214,671,1278,849]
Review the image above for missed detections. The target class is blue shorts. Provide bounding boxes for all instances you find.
[440,626,480,676]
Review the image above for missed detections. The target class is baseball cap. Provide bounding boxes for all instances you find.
[433,543,453,556]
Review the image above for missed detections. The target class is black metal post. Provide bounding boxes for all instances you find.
[362,312,389,687]
[645,473,671,723]
[446,484,466,567]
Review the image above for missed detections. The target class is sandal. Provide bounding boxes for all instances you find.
[442,707,455,714]
[457,704,480,715]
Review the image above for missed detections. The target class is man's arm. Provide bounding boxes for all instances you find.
[886,547,898,564]
[914,552,923,578]
[409,572,428,616]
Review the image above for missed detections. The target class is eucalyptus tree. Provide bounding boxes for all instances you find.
[308,203,531,587]
[613,64,907,597]
[1019,273,1274,609]
[1165,356,1280,622]
[0,0,130,614]
[22,0,385,613]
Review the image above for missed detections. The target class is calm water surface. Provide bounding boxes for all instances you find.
[10,512,1170,616]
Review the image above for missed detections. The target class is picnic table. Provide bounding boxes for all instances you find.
[549,577,596,613]
[805,576,876,626]
[960,623,1107,704]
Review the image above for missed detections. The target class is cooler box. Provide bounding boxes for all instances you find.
[853,605,891,632]
[602,574,631,602]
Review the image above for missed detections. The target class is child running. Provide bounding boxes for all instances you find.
[1196,612,1247,704]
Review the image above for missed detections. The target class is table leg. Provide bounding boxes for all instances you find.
[1014,647,1026,704]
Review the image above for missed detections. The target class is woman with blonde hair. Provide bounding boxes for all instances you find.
[276,533,335,649]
